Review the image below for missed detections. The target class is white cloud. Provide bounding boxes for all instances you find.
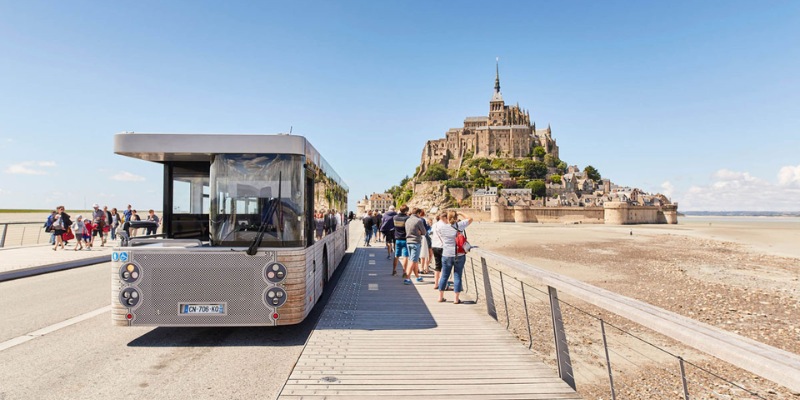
[660,181,674,197]
[4,161,56,175]
[778,165,800,186]
[111,171,145,182]
[679,167,800,211]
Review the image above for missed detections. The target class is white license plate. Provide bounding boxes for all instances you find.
[180,303,225,314]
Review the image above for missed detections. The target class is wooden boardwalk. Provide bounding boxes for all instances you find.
[278,244,581,399]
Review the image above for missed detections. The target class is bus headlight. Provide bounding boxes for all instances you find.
[264,262,287,284]
[264,287,287,308]
[119,288,141,307]
[119,263,141,283]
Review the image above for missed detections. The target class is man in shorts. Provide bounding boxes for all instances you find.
[404,207,427,284]
[392,205,410,283]
[380,205,397,262]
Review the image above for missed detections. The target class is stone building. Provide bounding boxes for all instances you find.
[419,64,559,175]
[367,192,394,211]
[472,187,498,211]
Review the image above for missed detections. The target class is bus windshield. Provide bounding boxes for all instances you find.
[210,154,304,247]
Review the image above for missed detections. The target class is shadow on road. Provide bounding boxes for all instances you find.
[127,253,352,348]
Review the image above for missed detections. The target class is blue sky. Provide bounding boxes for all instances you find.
[1,1,798,212]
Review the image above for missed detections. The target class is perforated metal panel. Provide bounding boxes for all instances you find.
[127,251,283,326]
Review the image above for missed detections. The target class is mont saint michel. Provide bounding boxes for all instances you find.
[365,65,678,225]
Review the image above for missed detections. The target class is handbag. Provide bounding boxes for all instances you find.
[62,227,75,241]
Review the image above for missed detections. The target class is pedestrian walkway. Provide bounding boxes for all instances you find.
[278,242,581,399]
[0,243,113,281]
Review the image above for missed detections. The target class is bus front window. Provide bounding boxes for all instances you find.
[210,154,304,247]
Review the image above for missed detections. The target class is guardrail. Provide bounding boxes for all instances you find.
[0,222,51,248]
[459,248,800,398]
[0,221,163,248]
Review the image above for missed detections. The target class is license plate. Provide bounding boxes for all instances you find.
[180,303,226,314]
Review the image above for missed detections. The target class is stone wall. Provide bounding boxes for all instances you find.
[489,202,676,225]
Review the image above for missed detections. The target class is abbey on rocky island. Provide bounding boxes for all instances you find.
[419,63,559,175]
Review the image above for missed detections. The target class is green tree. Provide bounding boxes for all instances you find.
[549,174,562,184]
[543,154,556,167]
[444,179,464,188]
[522,160,548,179]
[584,165,601,181]
[533,146,546,159]
[556,161,568,174]
[421,164,448,181]
[490,158,505,169]
[525,179,547,198]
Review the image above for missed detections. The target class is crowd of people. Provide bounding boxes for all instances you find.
[362,205,473,304]
[44,204,161,251]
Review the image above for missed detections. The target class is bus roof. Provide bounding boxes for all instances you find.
[113,132,347,190]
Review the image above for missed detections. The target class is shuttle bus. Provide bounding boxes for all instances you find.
[111,133,348,326]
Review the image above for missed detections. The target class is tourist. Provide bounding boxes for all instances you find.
[84,217,95,250]
[146,209,160,235]
[130,209,141,236]
[110,207,121,242]
[380,205,397,262]
[103,206,113,243]
[392,205,411,283]
[372,210,382,243]
[50,212,66,251]
[71,215,87,251]
[430,211,447,290]
[54,206,72,250]
[44,210,57,245]
[91,203,106,247]
[315,210,324,240]
[362,210,374,246]
[419,210,432,274]
[438,210,473,304]
[404,207,426,284]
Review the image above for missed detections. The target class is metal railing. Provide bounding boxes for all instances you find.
[0,221,163,248]
[458,248,800,398]
[0,222,52,248]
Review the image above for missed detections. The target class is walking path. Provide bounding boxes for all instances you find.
[0,243,113,281]
[278,240,581,399]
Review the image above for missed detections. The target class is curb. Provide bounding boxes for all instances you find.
[0,255,110,282]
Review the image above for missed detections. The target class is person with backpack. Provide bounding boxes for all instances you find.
[44,210,57,245]
[380,205,397,262]
[436,210,473,304]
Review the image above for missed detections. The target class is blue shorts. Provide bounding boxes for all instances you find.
[407,243,420,263]
[394,239,408,258]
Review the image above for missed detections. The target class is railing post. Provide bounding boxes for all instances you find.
[520,282,533,349]
[0,224,8,248]
[549,286,576,390]
[481,257,497,321]
[679,357,690,400]
[21,227,26,246]
[600,319,616,400]
[500,272,510,329]
[470,257,479,302]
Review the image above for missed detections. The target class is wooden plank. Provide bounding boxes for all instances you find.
[277,245,581,399]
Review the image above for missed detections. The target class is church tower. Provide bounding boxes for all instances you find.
[489,60,505,126]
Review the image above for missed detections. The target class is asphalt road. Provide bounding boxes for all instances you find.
[0,258,347,400]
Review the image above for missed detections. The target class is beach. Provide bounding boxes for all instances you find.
[467,217,800,354]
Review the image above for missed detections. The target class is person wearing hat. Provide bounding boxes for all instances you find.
[91,203,107,247]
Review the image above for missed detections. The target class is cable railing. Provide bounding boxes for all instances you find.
[457,248,800,398]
